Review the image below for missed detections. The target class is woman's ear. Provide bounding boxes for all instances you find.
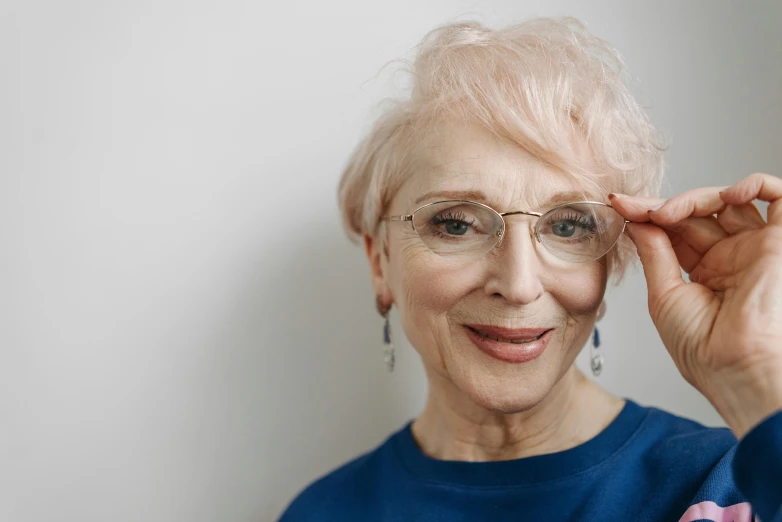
[363,233,393,306]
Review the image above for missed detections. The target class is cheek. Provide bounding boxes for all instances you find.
[387,247,481,358]
[548,261,607,317]
[395,251,478,316]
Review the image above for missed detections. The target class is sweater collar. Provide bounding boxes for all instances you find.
[391,398,649,487]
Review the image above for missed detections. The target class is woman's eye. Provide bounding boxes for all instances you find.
[443,220,470,235]
[430,210,478,237]
[552,221,577,237]
[546,214,596,240]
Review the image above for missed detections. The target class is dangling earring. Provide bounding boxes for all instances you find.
[376,295,394,372]
[590,326,603,377]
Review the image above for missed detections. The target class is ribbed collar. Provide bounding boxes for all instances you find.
[391,398,649,487]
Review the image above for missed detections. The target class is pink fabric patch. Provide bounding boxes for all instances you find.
[678,501,757,522]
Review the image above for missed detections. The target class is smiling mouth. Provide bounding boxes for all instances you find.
[465,326,551,344]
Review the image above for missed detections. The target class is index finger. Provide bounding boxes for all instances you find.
[650,173,782,227]
[607,194,665,222]
[719,173,782,225]
[646,186,729,227]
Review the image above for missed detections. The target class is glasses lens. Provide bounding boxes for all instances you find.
[412,201,503,259]
[537,203,625,262]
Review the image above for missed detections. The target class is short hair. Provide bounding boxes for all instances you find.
[337,17,665,285]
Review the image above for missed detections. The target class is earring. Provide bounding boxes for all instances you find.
[382,313,395,372]
[590,326,603,377]
[376,295,394,372]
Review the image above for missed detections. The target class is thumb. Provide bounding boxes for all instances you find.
[625,222,686,307]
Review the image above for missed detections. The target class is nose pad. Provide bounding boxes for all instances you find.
[494,222,539,249]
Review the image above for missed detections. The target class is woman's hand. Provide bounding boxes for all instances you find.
[609,173,782,439]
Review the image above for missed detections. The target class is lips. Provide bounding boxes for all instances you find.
[463,325,555,363]
[464,325,553,342]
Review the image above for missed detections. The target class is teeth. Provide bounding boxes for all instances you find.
[473,329,545,344]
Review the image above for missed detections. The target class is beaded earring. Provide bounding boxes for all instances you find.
[590,326,603,376]
[376,295,394,372]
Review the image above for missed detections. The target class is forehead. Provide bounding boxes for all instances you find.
[399,120,597,212]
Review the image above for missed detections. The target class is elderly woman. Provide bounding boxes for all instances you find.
[280,17,782,522]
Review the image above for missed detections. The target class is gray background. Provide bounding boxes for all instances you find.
[1,1,780,521]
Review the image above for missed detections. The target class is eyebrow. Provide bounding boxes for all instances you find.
[414,190,594,210]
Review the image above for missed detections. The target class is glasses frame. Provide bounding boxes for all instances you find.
[380,199,633,262]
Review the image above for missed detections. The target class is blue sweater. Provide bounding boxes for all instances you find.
[279,399,782,521]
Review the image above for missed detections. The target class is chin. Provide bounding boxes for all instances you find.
[439,334,560,414]
[461,371,553,414]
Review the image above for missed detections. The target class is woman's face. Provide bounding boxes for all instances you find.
[373,121,607,413]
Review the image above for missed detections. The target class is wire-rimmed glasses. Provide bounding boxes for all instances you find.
[380,200,631,263]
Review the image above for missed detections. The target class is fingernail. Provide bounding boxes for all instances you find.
[608,193,622,200]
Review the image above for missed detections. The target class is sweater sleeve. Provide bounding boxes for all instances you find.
[733,409,782,522]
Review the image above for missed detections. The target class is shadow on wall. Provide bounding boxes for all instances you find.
[197,222,424,521]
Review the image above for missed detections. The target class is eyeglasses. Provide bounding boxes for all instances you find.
[380,200,631,263]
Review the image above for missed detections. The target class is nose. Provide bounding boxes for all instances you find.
[484,218,544,304]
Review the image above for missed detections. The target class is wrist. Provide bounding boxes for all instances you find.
[703,362,782,439]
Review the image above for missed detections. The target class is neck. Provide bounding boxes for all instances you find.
[410,365,625,462]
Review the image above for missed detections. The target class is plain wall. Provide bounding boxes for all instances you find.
[1,1,780,521]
